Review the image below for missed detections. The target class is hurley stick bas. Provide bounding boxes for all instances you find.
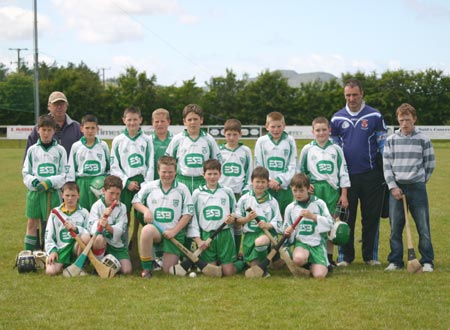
[128,215,141,271]
[402,195,423,274]
[246,207,310,277]
[63,200,118,277]
[245,215,303,278]
[151,221,222,277]
[52,208,114,278]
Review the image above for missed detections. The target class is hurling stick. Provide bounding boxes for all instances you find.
[152,222,222,277]
[246,208,310,277]
[63,200,118,277]
[51,209,113,279]
[403,195,423,274]
[245,215,303,278]
[128,216,141,271]
[174,220,230,276]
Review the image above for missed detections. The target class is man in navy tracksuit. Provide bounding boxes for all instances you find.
[330,79,387,266]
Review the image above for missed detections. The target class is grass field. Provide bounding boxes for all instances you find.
[1,140,449,330]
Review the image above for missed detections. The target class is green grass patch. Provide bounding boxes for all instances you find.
[1,142,449,330]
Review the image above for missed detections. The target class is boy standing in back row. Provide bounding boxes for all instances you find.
[67,114,110,211]
[383,103,435,272]
[149,108,173,180]
[297,117,350,268]
[219,118,253,255]
[254,111,297,216]
[22,115,67,250]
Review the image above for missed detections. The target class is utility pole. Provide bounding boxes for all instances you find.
[8,47,28,72]
[99,67,111,87]
[33,0,39,123]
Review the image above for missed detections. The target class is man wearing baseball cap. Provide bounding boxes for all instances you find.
[24,91,83,158]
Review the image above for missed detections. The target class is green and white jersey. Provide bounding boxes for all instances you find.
[88,198,128,248]
[218,143,253,194]
[235,190,283,234]
[22,139,68,191]
[67,137,110,181]
[132,179,193,231]
[45,204,89,254]
[297,140,350,190]
[187,184,236,238]
[149,131,173,179]
[284,195,333,247]
[110,129,154,188]
[165,129,222,177]
[254,132,297,189]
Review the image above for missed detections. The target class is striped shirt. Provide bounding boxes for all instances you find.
[383,128,435,190]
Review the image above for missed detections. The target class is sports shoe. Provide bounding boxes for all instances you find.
[422,263,434,272]
[384,263,400,271]
[141,269,153,279]
[153,258,162,271]
[365,260,381,266]
[337,261,350,267]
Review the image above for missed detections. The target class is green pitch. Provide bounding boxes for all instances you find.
[1,141,449,330]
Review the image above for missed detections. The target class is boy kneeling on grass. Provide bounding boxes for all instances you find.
[284,173,334,279]
[89,175,131,275]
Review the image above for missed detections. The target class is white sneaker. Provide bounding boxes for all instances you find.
[423,263,434,272]
[337,261,350,267]
[365,260,381,266]
[384,263,400,271]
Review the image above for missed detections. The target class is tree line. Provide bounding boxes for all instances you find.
[1,62,450,126]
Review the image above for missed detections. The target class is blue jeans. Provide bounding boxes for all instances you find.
[387,182,434,266]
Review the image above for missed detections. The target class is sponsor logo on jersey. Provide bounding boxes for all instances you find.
[298,220,316,235]
[154,207,174,223]
[59,228,73,243]
[267,157,285,171]
[37,163,57,177]
[203,206,223,221]
[223,162,242,176]
[185,153,204,168]
[316,160,334,174]
[248,216,267,231]
[128,153,144,168]
[83,160,101,175]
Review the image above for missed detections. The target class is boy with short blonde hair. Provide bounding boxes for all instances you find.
[254,111,297,215]
[150,108,173,180]
[67,114,110,211]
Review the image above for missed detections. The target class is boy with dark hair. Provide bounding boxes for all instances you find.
[218,118,253,255]
[22,115,68,250]
[235,166,282,273]
[45,181,90,275]
[132,156,193,278]
[165,104,222,193]
[67,114,110,211]
[284,173,334,278]
[254,111,297,216]
[89,175,131,274]
[187,159,241,276]
[383,103,435,272]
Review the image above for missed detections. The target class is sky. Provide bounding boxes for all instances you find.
[1,0,450,86]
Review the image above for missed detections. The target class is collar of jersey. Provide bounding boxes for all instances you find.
[268,131,287,144]
[199,183,222,193]
[37,138,57,148]
[312,139,333,149]
[80,136,100,147]
[250,190,271,204]
[183,128,206,140]
[295,195,312,208]
[159,179,178,193]
[220,142,243,151]
[153,130,173,141]
[60,204,79,215]
[123,128,142,140]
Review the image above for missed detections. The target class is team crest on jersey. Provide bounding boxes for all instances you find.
[341,121,350,129]
[202,147,207,154]
[81,156,86,162]
[151,199,158,205]
[284,149,289,157]
[221,198,226,206]
[140,145,145,152]
[110,156,114,164]
[97,154,103,161]
[173,200,179,207]
[361,119,369,129]
[64,165,70,173]
[240,157,245,163]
